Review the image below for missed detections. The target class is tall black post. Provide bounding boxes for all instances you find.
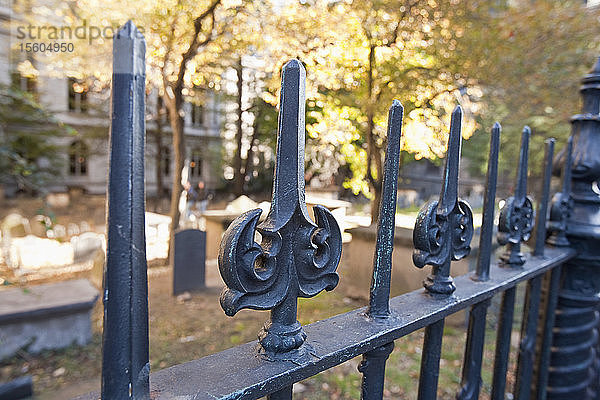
[102,21,150,399]
[546,57,600,400]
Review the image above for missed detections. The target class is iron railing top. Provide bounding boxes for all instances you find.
[124,247,572,400]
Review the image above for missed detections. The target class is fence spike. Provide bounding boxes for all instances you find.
[367,100,403,319]
[413,105,473,295]
[264,59,310,230]
[515,126,531,201]
[547,136,574,246]
[497,126,535,266]
[474,122,501,281]
[491,286,517,400]
[102,20,149,400]
[439,106,463,215]
[533,138,555,256]
[218,59,342,360]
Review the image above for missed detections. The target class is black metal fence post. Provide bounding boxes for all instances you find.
[218,59,343,398]
[457,122,500,400]
[412,106,474,400]
[532,139,558,400]
[492,125,535,400]
[546,57,600,400]
[102,21,150,400]
[359,100,403,400]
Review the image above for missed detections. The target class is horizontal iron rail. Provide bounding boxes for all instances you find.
[141,247,574,400]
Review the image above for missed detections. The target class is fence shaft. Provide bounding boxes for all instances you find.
[491,286,516,400]
[102,21,149,400]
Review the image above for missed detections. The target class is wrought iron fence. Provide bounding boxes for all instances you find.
[89,21,600,400]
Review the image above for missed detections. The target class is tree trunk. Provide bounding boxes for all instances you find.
[154,107,165,208]
[366,44,383,222]
[242,116,261,190]
[233,57,244,196]
[165,92,185,264]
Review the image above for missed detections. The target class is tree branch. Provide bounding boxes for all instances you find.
[174,0,222,96]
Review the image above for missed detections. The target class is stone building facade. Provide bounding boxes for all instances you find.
[1,0,222,197]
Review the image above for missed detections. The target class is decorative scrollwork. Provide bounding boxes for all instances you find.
[412,106,474,295]
[413,199,474,268]
[218,60,342,357]
[497,196,535,255]
[219,209,282,316]
[498,126,535,266]
[548,136,574,247]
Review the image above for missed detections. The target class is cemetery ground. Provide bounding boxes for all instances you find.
[0,262,523,400]
[1,195,505,399]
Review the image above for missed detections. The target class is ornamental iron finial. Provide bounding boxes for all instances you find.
[547,137,574,246]
[218,60,342,358]
[556,56,600,199]
[473,122,501,282]
[413,106,474,295]
[367,100,403,318]
[497,126,535,266]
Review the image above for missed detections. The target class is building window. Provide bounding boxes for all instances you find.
[11,72,36,93]
[190,149,202,179]
[161,147,171,176]
[68,78,88,112]
[69,140,88,176]
[191,104,204,127]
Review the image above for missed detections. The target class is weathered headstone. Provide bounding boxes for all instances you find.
[67,223,80,237]
[45,192,69,208]
[173,229,206,295]
[71,232,104,262]
[0,279,98,360]
[30,215,48,237]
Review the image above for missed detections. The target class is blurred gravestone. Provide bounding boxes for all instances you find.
[71,232,104,262]
[173,229,206,295]
[30,215,48,237]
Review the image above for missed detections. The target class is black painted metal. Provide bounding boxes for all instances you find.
[547,137,574,247]
[546,56,600,400]
[474,122,501,282]
[102,21,150,400]
[457,299,490,400]
[417,318,445,400]
[359,101,402,400]
[0,376,33,400]
[218,59,343,358]
[367,100,403,318]
[413,106,473,400]
[93,46,600,399]
[358,342,395,400]
[533,139,555,257]
[491,286,517,400]
[498,126,535,267]
[457,122,501,400]
[413,105,474,295]
[514,137,556,400]
[514,275,543,400]
[101,247,572,400]
[267,386,292,400]
[534,265,562,400]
